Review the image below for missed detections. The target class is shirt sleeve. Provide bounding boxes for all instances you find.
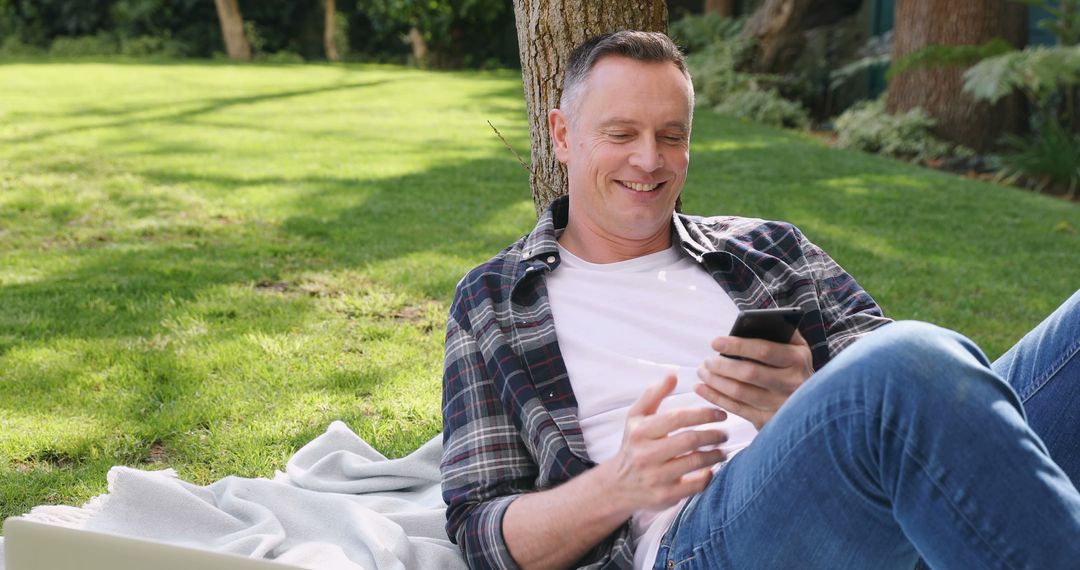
[794,226,892,357]
[441,286,538,570]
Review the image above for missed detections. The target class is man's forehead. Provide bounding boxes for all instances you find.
[582,57,691,104]
[587,55,685,82]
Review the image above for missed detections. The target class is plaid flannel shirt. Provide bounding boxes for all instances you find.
[441,196,891,569]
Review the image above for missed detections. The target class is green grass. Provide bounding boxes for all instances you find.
[1,59,1078,530]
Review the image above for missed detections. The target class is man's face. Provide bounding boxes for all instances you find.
[550,56,693,249]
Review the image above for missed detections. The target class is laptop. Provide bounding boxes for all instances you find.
[4,518,305,570]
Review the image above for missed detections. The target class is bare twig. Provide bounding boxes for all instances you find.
[487,120,561,204]
[487,120,532,173]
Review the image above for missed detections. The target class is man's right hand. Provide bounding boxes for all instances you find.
[502,373,729,569]
[602,373,730,514]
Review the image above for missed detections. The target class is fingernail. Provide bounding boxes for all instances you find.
[714,409,727,421]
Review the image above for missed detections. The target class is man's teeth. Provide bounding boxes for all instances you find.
[623,181,660,192]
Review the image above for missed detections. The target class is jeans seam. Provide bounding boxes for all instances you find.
[878,419,1020,570]
[1018,335,1080,404]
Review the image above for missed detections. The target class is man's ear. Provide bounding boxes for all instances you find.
[548,108,571,164]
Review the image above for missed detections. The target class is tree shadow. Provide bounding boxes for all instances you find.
[3,78,398,145]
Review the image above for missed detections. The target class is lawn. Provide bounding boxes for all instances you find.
[1,59,1078,530]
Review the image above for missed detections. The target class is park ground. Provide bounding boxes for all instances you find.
[1,59,1078,528]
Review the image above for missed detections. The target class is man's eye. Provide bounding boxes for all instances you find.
[606,132,631,140]
[662,135,686,143]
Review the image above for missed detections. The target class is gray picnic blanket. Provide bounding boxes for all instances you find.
[0,421,466,570]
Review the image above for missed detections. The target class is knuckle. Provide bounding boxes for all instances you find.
[728,381,745,400]
[696,452,713,469]
[674,408,697,424]
[694,430,716,446]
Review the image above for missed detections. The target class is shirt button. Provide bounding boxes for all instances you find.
[546,255,556,264]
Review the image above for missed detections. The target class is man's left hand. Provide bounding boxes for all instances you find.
[695,331,815,430]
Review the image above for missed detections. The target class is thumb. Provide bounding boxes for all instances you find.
[627,373,678,418]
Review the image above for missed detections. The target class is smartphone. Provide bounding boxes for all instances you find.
[728,307,805,344]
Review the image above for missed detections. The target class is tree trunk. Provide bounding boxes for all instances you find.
[324,0,340,62]
[213,0,252,60]
[741,0,862,74]
[407,27,428,64]
[512,0,668,215]
[886,0,1027,151]
[704,0,736,18]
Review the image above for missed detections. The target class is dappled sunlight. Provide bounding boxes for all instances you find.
[784,211,907,261]
[821,174,933,193]
[0,265,43,286]
[2,61,1075,521]
[691,139,772,153]
[1,411,106,458]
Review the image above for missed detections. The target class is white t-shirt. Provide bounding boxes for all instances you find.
[545,243,759,570]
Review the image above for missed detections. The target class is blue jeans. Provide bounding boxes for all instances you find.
[654,290,1080,569]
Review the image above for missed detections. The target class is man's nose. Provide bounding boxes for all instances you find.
[628,137,664,172]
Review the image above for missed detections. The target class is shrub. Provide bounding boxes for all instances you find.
[120,35,188,58]
[687,40,758,108]
[243,21,267,56]
[714,87,810,129]
[0,36,44,57]
[998,122,1080,198]
[258,51,305,64]
[669,12,744,55]
[963,46,1080,109]
[673,13,813,131]
[49,34,119,57]
[834,98,969,162]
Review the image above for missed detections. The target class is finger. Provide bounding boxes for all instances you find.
[674,465,715,497]
[712,336,788,367]
[661,448,727,481]
[702,355,801,394]
[694,381,774,423]
[644,466,716,509]
[697,366,777,408]
[624,425,727,473]
[627,373,678,419]
[632,406,728,440]
[655,427,728,458]
[790,329,809,347]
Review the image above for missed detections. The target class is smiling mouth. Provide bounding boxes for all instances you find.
[619,180,664,192]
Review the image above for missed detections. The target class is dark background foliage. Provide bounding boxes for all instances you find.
[0,0,519,66]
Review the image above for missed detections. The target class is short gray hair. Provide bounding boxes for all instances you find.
[559,31,693,119]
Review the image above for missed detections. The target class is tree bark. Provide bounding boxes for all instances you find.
[886,0,1027,151]
[213,0,252,60]
[511,0,668,215]
[324,0,340,62]
[741,0,862,74]
[407,27,428,64]
[704,0,736,18]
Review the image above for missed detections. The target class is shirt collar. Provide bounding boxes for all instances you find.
[520,196,567,261]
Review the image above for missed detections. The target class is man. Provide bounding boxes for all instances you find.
[441,31,1080,570]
